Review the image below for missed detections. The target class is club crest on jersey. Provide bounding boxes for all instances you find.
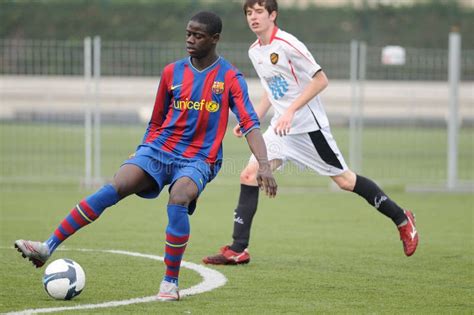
[212,81,224,95]
[270,52,279,64]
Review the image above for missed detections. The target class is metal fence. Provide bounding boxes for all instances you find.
[2,39,474,80]
[0,38,473,191]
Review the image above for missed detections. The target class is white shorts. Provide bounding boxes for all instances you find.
[250,126,348,176]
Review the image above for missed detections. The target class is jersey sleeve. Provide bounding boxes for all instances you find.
[142,65,172,143]
[228,72,260,135]
[285,38,322,79]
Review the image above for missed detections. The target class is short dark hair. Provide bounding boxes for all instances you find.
[243,0,278,15]
[190,11,222,35]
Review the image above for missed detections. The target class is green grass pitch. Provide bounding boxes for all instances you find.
[0,124,473,313]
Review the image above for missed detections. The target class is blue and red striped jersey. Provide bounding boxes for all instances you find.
[142,56,259,164]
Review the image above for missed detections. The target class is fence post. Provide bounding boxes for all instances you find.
[93,36,102,185]
[447,31,461,191]
[84,37,92,189]
[349,40,365,173]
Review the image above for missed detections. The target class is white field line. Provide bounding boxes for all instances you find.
[4,248,227,315]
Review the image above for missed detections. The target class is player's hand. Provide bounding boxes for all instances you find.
[256,162,277,198]
[233,124,243,137]
[274,109,295,136]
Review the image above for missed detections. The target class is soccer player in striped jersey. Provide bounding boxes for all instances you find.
[14,11,277,301]
[203,0,418,265]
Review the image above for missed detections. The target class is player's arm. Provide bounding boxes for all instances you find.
[142,68,172,143]
[274,38,326,136]
[228,73,277,197]
[274,70,328,136]
[233,90,271,137]
[245,128,277,197]
[285,70,328,118]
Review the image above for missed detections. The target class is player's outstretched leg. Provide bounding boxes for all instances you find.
[336,172,419,256]
[14,184,120,268]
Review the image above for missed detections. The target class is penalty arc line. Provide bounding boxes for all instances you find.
[4,248,227,315]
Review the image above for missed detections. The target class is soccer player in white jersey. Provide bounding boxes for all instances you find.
[203,0,418,265]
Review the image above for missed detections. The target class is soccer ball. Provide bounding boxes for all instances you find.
[43,259,86,300]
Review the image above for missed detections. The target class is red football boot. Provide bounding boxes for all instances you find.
[202,245,250,265]
[398,210,419,256]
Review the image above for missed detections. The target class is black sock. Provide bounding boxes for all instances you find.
[352,175,407,225]
[230,184,259,252]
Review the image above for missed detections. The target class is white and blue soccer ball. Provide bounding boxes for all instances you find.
[43,259,86,300]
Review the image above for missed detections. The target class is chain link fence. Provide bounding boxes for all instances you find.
[1,38,473,189]
[3,39,473,80]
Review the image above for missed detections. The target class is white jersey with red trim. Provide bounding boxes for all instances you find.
[248,27,329,133]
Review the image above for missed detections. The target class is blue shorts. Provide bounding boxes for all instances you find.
[123,145,217,215]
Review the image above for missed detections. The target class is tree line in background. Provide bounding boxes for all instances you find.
[1,0,472,48]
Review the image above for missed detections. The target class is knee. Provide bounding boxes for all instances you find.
[110,180,129,199]
[168,191,192,207]
[333,171,356,191]
[239,169,257,185]
[336,179,354,191]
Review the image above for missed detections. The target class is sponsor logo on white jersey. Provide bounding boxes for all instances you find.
[266,74,289,100]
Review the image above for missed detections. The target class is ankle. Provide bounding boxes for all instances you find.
[229,244,246,253]
[397,219,408,227]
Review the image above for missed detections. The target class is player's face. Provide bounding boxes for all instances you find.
[245,3,276,35]
[186,21,218,59]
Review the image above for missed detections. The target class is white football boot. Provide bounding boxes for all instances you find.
[14,239,51,268]
[157,280,180,301]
